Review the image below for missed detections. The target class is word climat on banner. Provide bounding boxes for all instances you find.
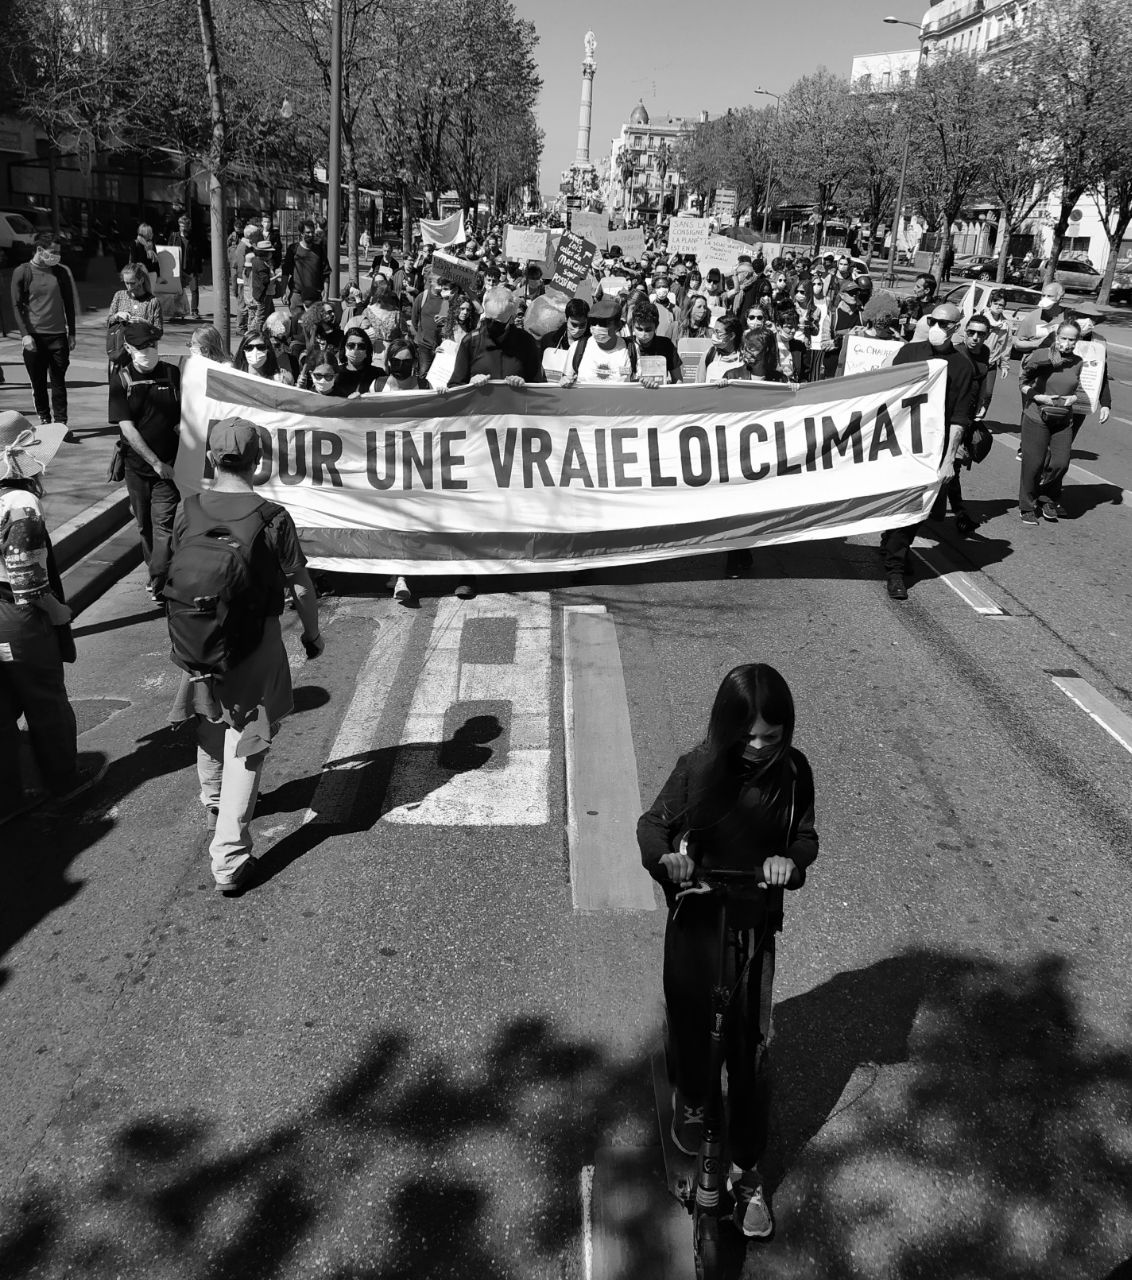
[549,231,597,297]
[178,361,951,575]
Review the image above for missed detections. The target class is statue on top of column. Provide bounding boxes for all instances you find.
[584,31,596,65]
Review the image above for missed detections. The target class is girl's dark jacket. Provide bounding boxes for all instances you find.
[637,745,819,921]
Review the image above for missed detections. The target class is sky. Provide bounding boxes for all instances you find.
[512,0,926,194]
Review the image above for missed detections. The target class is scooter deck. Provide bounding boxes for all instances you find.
[651,1049,697,1206]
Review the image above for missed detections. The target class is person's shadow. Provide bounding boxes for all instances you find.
[253,714,505,885]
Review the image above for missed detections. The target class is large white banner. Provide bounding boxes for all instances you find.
[177,359,952,575]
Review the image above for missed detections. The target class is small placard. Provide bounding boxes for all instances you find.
[639,354,667,382]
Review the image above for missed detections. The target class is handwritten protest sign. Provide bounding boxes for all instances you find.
[431,252,480,295]
[607,226,646,259]
[1075,338,1106,414]
[570,210,608,250]
[678,337,713,383]
[505,224,550,262]
[843,334,904,376]
[699,234,744,275]
[548,231,596,298]
[666,218,710,259]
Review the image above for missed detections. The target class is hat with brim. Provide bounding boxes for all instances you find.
[208,416,263,467]
[0,411,66,481]
[1068,300,1103,319]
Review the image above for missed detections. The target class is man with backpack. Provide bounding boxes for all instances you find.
[165,418,323,895]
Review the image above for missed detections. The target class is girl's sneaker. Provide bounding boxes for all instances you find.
[729,1166,773,1238]
[669,1089,703,1156]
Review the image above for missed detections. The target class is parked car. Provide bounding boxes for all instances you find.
[0,206,80,250]
[950,253,1022,283]
[1017,251,1103,296]
[1109,254,1132,306]
[0,209,37,262]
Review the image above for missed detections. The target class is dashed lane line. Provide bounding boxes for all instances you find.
[563,606,656,912]
[910,545,1008,616]
[1047,670,1132,755]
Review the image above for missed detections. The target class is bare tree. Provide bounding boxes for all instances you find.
[779,69,858,253]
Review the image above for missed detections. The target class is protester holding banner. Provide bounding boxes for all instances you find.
[882,302,978,597]
[449,287,543,390]
[336,329,380,397]
[703,316,747,382]
[234,332,291,386]
[631,301,682,386]
[561,298,635,387]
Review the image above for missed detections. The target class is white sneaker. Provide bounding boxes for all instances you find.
[729,1167,773,1239]
[393,576,413,604]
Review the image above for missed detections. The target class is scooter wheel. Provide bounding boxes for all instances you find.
[694,1213,722,1280]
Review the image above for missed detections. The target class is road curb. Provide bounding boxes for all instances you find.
[52,491,132,572]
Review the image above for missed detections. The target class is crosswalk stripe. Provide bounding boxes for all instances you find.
[301,608,415,825]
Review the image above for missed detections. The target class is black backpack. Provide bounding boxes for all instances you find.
[165,496,285,676]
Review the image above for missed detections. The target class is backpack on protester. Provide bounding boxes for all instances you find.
[164,496,285,676]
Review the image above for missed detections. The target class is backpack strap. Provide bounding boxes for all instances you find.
[571,334,589,374]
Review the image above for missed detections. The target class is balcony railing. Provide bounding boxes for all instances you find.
[922,0,984,36]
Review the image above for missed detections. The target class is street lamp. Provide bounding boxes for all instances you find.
[882,16,928,287]
[752,87,780,238]
[326,0,343,297]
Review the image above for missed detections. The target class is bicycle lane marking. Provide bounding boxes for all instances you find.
[563,605,656,911]
[382,592,551,825]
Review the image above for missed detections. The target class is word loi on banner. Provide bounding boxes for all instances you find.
[570,210,609,250]
[666,218,710,259]
[607,227,646,259]
[843,334,903,376]
[549,231,597,297]
[505,224,550,262]
[178,360,952,577]
[431,251,480,294]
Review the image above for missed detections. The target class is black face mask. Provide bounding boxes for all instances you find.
[484,318,509,341]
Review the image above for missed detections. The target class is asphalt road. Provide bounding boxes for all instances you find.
[1,356,1131,1280]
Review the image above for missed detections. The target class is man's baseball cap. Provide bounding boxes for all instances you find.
[123,320,161,348]
[589,297,621,324]
[208,417,262,466]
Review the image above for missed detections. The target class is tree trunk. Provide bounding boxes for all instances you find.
[197,0,229,346]
[1098,209,1132,307]
[996,207,1013,283]
[47,145,60,237]
[1046,188,1084,284]
[343,131,359,288]
[401,181,411,258]
[866,213,880,266]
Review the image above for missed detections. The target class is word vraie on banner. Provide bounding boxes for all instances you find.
[177,360,953,576]
[549,231,597,298]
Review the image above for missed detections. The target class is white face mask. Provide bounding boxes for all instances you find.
[246,348,267,368]
[132,348,160,370]
[927,323,951,350]
[38,252,60,267]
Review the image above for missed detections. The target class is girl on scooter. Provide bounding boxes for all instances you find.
[638,663,819,1240]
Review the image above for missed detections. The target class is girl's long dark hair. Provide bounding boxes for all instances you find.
[686,663,795,831]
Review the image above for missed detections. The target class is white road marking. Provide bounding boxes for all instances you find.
[301,609,415,825]
[563,606,656,911]
[911,548,1007,616]
[383,592,551,825]
[581,1164,594,1280]
[997,432,1126,493]
[1049,671,1132,755]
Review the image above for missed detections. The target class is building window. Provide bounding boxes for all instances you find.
[882,70,892,90]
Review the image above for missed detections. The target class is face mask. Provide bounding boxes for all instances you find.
[655,289,668,301]
[38,252,60,267]
[927,323,951,350]
[132,348,159,370]
[484,318,509,341]
[742,742,780,764]
[246,348,268,368]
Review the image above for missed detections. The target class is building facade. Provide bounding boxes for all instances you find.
[855,0,1125,271]
[607,102,707,224]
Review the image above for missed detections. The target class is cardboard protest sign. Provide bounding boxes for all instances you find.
[1075,338,1106,414]
[639,354,668,382]
[699,234,744,275]
[678,337,713,384]
[431,251,480,295]
[570,210,609,250]
[541,349,569,383]
[666,218,710,259]
[548,231,597,298]
[505,224,550,262]
[607,227,646,259]
[843,334,904,376]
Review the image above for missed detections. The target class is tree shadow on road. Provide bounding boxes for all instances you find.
[1,951,1129,1279]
